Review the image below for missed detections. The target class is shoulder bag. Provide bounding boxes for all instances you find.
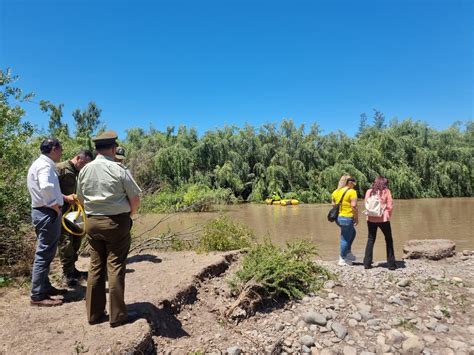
[327,188,350,222]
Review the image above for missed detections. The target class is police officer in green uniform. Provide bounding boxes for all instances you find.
[77,131,141,327]
[114,146,126,162]
[56,150,93,285]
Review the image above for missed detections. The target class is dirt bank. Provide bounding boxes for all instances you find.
[0,251,236,354]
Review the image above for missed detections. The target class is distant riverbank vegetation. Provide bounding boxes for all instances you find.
[1,69,473,271]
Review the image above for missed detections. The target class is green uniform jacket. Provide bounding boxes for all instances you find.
[56,160,78,213]
[77,155,141,216]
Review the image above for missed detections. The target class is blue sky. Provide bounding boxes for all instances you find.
[1,0,472,138]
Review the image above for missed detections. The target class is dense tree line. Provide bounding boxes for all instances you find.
[125,115,473,204]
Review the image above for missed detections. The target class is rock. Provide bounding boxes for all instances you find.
[438,348,455,355]
[423,335,436,344]
[320,349,335,355]
[388,295,403,305]
[342,345,357,355]
[302,345,312,353]
[386,329,404,344]
[276,323,285,331]
[434,324,449,333]
[402,336,424,354]
[331,322,348,340]
[356,302,372,312]
[303,311,327,326]
[462,250,472,256]
[348,319,358,327]
[322,339,333,347]
[320,308,332,320]
[367,319,379,326]
[376,335,391,353]
[324,280,336,289]
[446,339,467,351]
[468,325,474,335]
[398,278,411,287]
[425,320,438,330]
[328,292,338,300]
[403,239,455,260]
[431,310,444,320]
[227,346,242,355]
[451,277,463,283]
[300,335,316,347]
[359,309,374,321]
[360,352,376,355]
[350,312,362,321]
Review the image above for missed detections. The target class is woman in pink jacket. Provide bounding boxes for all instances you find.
[363,176,396,270]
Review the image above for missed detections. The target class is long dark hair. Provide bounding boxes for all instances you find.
[371,176,389,195]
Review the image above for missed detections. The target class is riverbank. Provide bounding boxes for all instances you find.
[1,249,472,354]
[157,250,474,354]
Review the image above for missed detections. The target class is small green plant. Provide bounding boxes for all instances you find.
[387,273,395,283]
[198,214,255,252]
[226,240,332,317]
[73,326,89,354]
[455,293,467,313]
[0,276,12,287]
[424,278,439,293]
[439,303,451,318]
[398,317,416,331]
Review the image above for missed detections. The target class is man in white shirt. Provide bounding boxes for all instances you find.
[27,138,71,306]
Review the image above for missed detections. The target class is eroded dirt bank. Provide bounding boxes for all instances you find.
[0,251,236,354]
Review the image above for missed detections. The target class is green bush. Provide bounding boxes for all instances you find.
[198,214,255,252]
[140,184,237,213]
[230,240,331,300]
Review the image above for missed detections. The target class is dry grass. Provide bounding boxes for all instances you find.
[0,227,36,279]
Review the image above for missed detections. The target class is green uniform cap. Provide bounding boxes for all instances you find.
[92,130,118,146]
[115,146,126,160]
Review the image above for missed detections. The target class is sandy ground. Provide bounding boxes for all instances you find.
[0,251,231,354]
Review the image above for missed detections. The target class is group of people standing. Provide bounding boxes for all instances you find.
[26,131,141,328]
[331,174,397,270]
[26,132,396,328]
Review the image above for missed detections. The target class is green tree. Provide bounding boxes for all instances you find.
[39,100,69,137]
[0,69,35,229]
[72,101,102,149]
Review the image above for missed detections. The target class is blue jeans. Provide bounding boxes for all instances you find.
[31,208,61,301]
[337,216,356,258]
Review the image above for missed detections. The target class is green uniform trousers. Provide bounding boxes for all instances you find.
[85,213,131,325]
[58,229,83,274]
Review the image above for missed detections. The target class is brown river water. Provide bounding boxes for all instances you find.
[134,198,474,261]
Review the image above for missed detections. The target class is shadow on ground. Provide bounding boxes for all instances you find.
[127,254,163,265]
[128,302,189,338]
[63,284,87,303]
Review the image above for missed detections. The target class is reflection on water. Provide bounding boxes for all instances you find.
[134,198,474,261]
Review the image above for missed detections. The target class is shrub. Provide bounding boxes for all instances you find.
[0,227,36,278]
[226,240,331,317]
[198,214,255,252]
[140,184,237,213]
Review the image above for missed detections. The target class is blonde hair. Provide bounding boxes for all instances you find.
[337,174,352,189]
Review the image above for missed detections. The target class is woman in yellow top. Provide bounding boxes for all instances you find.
[331,175,359,266]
